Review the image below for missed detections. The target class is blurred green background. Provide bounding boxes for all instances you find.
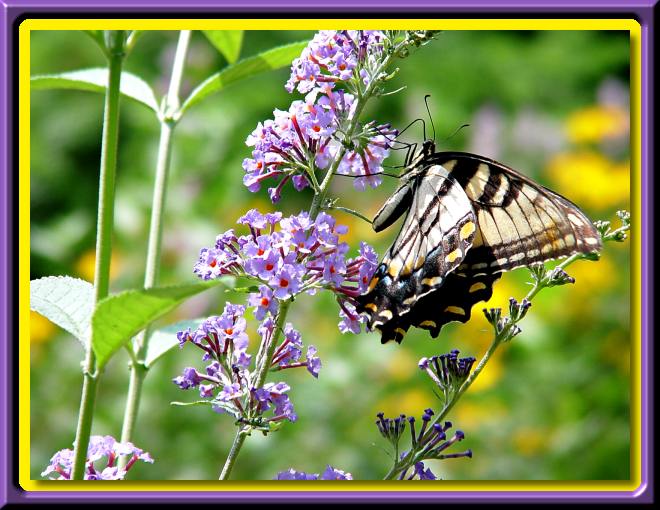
[30,30,631,481]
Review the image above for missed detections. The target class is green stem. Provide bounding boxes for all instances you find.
[218,429,249,481]
[118,30,191,463]
[219,299,292,480]
[70,30,126,481]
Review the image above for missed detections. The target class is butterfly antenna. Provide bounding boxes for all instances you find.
[397,117,426,140]
[373,124,399,145]
[444,123,470,141]
[424,94,436,142]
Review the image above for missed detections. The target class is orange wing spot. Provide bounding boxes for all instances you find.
[445,249,462,263]
[444,305,466,315]
[387,259,403,277]
[367,277,379,292]
[419,320,437,328]
[469,282,487,293]
[422,276,443,287]
[460,221,476,240]
[364,303,378,312]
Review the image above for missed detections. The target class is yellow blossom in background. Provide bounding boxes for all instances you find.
[599,330,631,376]
[74,248,122,283]
[467,352,503,393]
[383,347,418,382]
[545,151,630,210]
[374,388,430,417]
[30,310,55,344]
[453,399,506,429]
[512,427,547,456]
[565,105,629,144]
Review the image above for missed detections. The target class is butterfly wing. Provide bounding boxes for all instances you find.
[359,151,602,344]
[430,152,602,274]
[357,164,477,333]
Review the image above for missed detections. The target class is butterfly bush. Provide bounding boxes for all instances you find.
[174,30,441,480]
[243,30,399,197]
[42,436,153,480]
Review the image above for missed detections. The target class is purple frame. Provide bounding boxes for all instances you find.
[1,0,653,504]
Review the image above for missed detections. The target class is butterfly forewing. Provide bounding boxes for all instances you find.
[372,180,414,233]
[358,149,602,344]
[357,164,477,332]
[432,152,602,274]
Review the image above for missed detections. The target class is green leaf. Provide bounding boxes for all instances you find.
[180,40,308,114]
[203,30,244,64]
[144,319,204,368]
[30,276,94,349]
[91,279,231,369]
[31,68,159,112]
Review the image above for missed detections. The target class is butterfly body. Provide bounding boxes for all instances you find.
[357,142,602,344]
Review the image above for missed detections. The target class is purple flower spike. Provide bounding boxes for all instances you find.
[275,465,353,481]
[243,31,396,201]
[412,461,437,480]
[276,469,319,480]
[42,436,153,481]
[320,465,354,480]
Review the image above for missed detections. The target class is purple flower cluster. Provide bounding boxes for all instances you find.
[41,435,153,480]
[419,349,477,394]
[376,409,472,480]
[243,30,397,198]
[276,465,353,480]
[174,303,321,424]
[193,209,379,334]
[286,31,387,94]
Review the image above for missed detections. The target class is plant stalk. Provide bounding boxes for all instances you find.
[70,30,126,481]
[118,30,191,463]
[383,252,593,480]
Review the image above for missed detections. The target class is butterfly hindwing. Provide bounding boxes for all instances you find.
[357,164,477,331]
[376,260,502,344]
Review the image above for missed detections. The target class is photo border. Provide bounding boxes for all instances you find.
[0,1,653,504]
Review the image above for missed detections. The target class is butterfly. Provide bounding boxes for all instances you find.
[356,140,602,344]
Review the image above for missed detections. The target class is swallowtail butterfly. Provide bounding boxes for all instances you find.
[356,140,602,344]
